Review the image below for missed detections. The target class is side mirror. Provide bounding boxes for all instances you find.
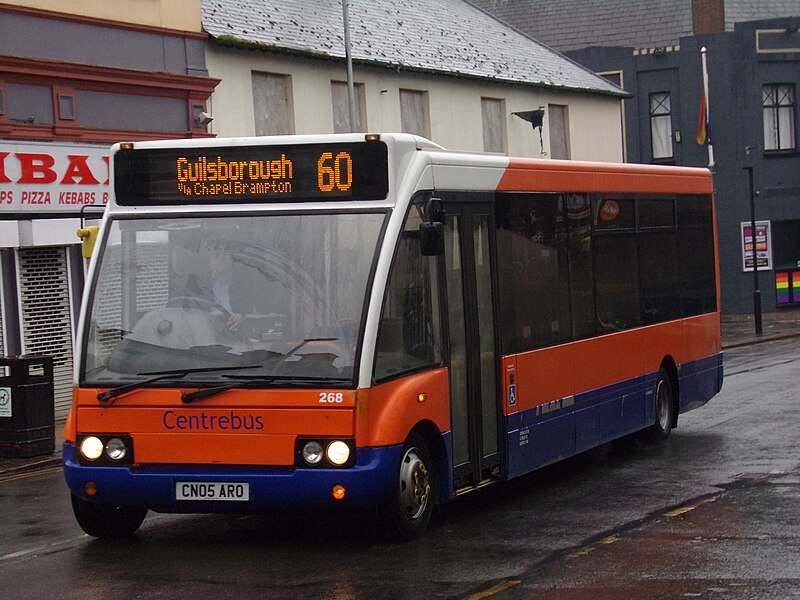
[420,221,444,256]
[419,198,445,256]
[77,225,99,258]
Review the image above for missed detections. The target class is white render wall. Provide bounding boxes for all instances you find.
[206,46,623,163]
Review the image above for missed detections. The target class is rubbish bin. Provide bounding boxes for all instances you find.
[0,355,55,458]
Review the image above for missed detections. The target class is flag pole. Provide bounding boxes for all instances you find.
[701,47,715,168]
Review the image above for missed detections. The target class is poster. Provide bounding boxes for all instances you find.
[741,220,772,272]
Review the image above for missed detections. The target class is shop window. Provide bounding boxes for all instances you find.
[763,84,796,151]
[772,220,800,268]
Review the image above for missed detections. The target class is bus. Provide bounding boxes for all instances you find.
[63,133,723,540]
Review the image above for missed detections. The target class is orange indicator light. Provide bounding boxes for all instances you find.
[84,481,98,496]
[332,485,346,501]
[417,393,427,403]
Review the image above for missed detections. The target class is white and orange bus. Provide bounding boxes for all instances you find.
[64,133,723,539]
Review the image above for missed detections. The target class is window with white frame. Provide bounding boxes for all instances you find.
[649,92,673,160]
[763,84,796,151]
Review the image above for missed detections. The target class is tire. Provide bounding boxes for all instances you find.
[386,432,436,541]
[71,493,147,539]
[646,368,675,443]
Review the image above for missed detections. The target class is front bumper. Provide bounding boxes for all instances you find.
[63,442,402,513]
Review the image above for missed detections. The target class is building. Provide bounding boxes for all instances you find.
[0,0,218,419]
[1,0,628,423]
[475,0,800,314]
[200,0,627,161]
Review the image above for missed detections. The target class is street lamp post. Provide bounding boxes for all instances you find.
[342,0,358,133]
[744,165,763,335]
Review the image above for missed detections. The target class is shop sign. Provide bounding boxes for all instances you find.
[0,140,110,214]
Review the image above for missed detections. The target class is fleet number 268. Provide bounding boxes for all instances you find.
[319,392,344,403]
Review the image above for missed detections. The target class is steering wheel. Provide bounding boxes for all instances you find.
[165,296,231,319]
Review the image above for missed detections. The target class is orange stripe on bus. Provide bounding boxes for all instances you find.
[502,313,720,413]
[498,159,713,195]
[356,368,450,447]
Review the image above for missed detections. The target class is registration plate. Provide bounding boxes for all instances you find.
[176,481,250,501]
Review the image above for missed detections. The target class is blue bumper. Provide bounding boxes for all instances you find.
[63,442,403,513]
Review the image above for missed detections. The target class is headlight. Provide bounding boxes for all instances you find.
[105,437,127,461]
[326,441,351,466]
[77,434,134,465]
[80,436,104,461]
[302,441,324,465]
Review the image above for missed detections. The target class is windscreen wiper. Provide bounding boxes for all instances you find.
[96,365,261,403]
[181,375,351,404]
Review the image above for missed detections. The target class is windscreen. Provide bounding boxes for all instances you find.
[81,212,386,387]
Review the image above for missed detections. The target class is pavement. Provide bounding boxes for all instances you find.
[2,309,800,477]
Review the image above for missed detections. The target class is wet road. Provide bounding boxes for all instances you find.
[1,339,799,599]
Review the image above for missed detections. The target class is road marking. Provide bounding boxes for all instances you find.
[0,466,62,484]
[663,497,717,518]
[0,536,86,563]
[567,533,620,559]
[468,579,521,600]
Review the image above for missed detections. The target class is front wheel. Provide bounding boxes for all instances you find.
[386,432,436,541]
[71,493,147,539]
[645,368,675,443]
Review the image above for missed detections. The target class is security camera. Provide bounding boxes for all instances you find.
[194,111,213,126]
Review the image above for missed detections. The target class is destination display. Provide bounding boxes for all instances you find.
[114,141,389,205]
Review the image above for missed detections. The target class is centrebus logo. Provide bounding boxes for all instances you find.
[162,410,265,432]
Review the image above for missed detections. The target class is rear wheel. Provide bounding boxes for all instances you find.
[71,493,147,539]
[646,368,675,443]
[387,432,436,541]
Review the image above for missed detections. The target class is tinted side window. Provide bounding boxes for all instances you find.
[566,194,595,340]
[593,234,641,332]
[496,193,571,352]
[678,195,717,316]
[374,201,443,381]
[639,231,680,324]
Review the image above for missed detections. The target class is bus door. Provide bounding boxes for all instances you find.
[443,200,501,489]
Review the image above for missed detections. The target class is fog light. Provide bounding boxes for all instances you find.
[80,436,104,461]
[326,441,350,466]
[302,441,324,465]
[332,485,346,500]
[105,437,127,461]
